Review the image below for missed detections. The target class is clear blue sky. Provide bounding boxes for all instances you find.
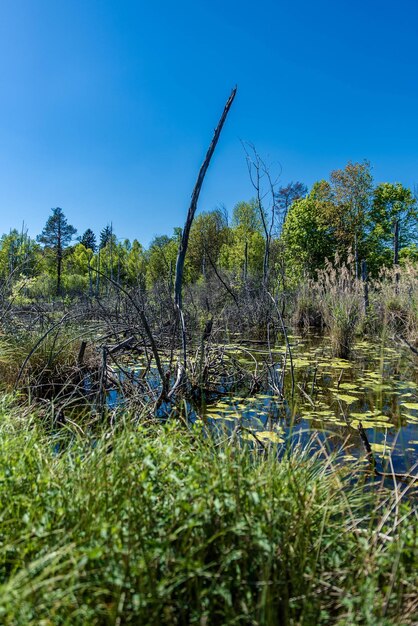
[0,0,417,246]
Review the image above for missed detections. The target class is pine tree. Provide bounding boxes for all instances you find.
[80,228,97,252]
[100,224,116,249]
[37,208,76,295]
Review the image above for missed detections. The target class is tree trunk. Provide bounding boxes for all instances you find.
[96,250,100,296]
[263,235,270,287]
[394,219,400,291]
[354,233,359,279]
[57,246,62,295]
[174,87,237,369]
[57,219,62,295]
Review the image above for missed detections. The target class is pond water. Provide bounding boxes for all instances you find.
[193,334,418,475]
[112,333,418,476]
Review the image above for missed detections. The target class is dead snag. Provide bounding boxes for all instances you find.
[174,87,237,372]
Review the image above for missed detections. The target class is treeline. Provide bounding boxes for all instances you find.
[1,160,417,302]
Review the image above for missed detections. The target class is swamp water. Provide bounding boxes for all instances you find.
[113,333,418,475]
[202,335,418,474]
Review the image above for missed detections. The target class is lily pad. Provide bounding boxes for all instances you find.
[335,394,358,404]
[256,431,284,443]
[370,443,390,455]
[400,402,418,411]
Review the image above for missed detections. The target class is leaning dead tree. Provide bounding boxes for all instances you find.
[173,86,237,375]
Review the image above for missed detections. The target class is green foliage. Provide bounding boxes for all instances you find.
[69,243,94,275]
[282,164,418,283]
[99,224,116,250]
[232,199,263,233]
[275,181,308,233]
[368,182,417,271]
[146,234,179,290]
[0,165,416,300]
[0,230,39,281]
[187,210,229,281]
[37,208,77,251]
[281,182,335,281]
[0,406,416,625]
[219,226,264,279]
[127,239,146,286]
[37,208,77,295]
[9,273,56,302]
[400,243,418,263]
[329,160,373,257]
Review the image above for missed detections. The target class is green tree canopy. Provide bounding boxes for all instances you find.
[281,183,335,281]
[366,183,416,270]
[232,200,263,233]
[0,230,39,281]
[100,224,116,249]
[187,209,229,281]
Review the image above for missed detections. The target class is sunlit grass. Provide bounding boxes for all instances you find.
[0,397,416,625]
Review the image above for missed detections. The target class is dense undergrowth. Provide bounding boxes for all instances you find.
[0,396,416,625]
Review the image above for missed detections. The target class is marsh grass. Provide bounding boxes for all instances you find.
[0,397,416,625]
[375,263,418,345]
[292,258,418,360]
[292,283,324,331]
[0,324,99,398]
[309,255,362,359]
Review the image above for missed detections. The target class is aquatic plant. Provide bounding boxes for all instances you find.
[377,262,418,347]
[292,281,324,330]
[314,255,362,359]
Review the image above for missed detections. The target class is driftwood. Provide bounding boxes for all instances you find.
[107,336,136,354]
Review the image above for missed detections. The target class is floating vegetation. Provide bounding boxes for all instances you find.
[370,442,390,455]
[191,334,418,474]
[401,402,418,411]
[334,393,359,404]
[256,431,284,443]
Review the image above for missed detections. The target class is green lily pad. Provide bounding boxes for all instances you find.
[370,443,390,455]
[335,394,358,404]
[256,431,284,443]
[400,402,418,411]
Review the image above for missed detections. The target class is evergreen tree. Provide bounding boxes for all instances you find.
[100,224,116,249]
[79,228,97,252]
[37,208,76,295]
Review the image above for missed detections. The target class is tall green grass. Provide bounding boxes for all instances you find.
[0,396,416,625]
